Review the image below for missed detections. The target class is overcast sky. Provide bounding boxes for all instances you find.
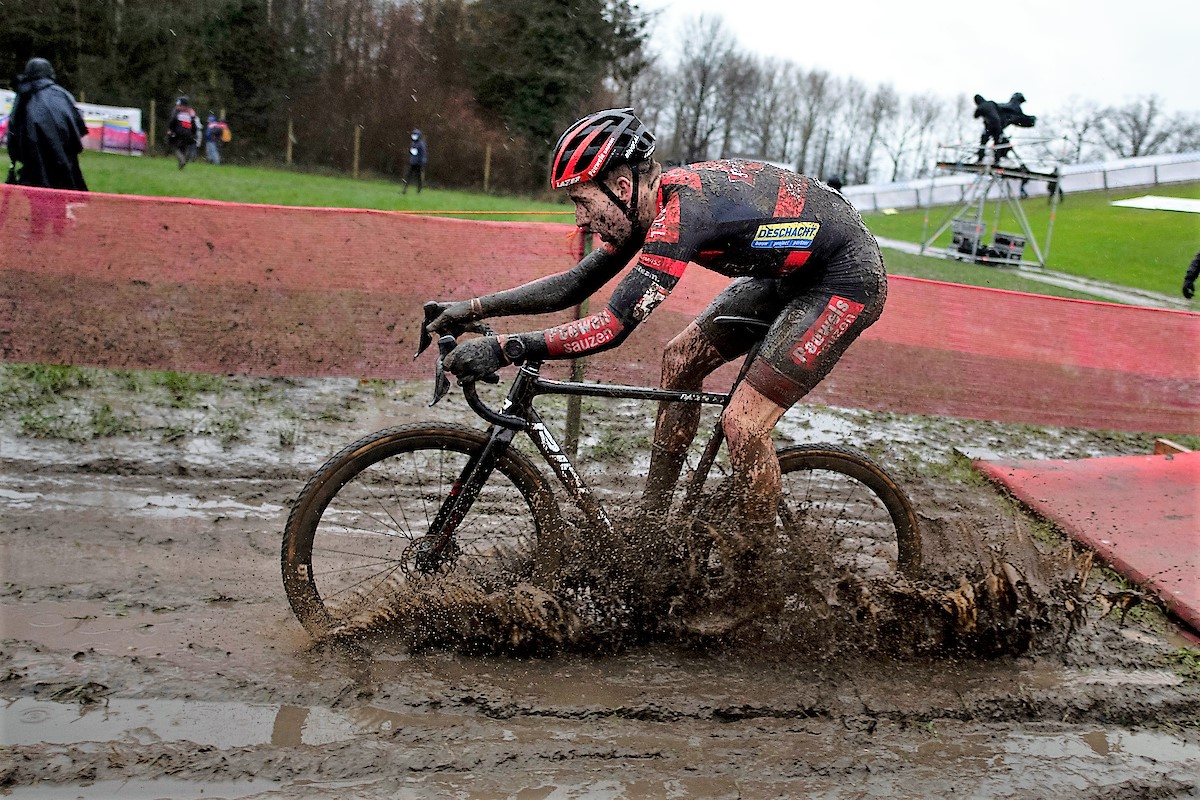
[636,0,1198,117]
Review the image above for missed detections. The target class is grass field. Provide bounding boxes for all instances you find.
[77,151,1198,304]
[861,181,1200,298]
[79,150,570,223]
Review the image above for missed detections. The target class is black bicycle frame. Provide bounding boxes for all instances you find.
[421,319,766,571]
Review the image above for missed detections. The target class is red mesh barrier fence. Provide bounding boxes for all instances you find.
[2,184,1197,434]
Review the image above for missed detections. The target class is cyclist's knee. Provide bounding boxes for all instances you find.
[661,326,719,389]
[660,348,704,390]
[721,407,773,454]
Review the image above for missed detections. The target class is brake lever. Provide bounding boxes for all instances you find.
[415,301,443,359]
[431,335,456,406]
[417,303,496,360]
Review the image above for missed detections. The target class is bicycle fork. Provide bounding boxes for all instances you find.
[415,424,519,573]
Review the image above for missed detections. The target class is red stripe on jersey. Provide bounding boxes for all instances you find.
[639,252,689,279]
[646,193,681,244]
[779,250,811,274]
[661,169,702,190]
[775,173,809,217]
[543,307,626,356]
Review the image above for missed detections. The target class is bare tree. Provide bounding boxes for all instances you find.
[714,49,758,158]
[880,92,942,181]
[855,84,898,183]
[774,65,803,164]
[793,68,831,175]
[1044,96,1104,163]
[623,59,670,135]
[833,77,868,180]
[668,14,735,163]
[742,57,788,160]
[1172,114,1200,153]
[1097,95,1175,158]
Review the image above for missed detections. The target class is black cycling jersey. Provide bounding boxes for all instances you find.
[534,160,881,362]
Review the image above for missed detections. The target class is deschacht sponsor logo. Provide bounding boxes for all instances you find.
[751,221,820,249]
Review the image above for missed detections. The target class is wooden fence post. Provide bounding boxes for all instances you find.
[286,117,293,165]
[353,125,362,179]
[484,142,492,193]
[564,234,593,460]
[148,99,156,156]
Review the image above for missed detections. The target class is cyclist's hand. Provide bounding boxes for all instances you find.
[1184,279,1195,300]
[443,336,505,383]
[426,299,479,336]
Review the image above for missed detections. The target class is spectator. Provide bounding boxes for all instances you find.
[402,128,427,194]
[1183,251,1199,300]
[166,96,200,170]
[203,113,230,165]
[6,57,89,190]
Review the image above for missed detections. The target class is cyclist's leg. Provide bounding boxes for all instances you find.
[733,248,888,533]
[721,383,788,536]
[641,278,786,514]
[640,322,726,513]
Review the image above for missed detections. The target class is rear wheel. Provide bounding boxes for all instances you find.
[282,423,562,637]
[777,444,920,578]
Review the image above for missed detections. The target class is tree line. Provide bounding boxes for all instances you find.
[4,1,1197,192]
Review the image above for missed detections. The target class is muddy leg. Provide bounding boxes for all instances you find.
[722,383,787,532]
[718,383,789,609]
[641,324,727,516]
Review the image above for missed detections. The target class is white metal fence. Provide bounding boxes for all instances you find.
[842,152,1200,213]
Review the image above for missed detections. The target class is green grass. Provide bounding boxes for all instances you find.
[79,150,572,223]
[862,182,1200,298]
[76,151,1199,302]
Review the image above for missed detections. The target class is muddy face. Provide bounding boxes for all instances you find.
[566,181,633,247]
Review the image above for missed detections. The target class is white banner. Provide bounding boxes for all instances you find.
[2,89,145,155]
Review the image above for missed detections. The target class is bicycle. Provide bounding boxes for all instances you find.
[281,310,921,639]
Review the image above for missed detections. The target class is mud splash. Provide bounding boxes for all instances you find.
[325,505,1094,661]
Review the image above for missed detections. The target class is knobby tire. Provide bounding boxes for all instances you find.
[777,443,921,578]
[282,423,562,637]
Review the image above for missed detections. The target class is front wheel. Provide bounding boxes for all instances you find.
[282,423,563,638]
[777,443,921,578]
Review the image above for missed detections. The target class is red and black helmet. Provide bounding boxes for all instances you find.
[550,108,656,190]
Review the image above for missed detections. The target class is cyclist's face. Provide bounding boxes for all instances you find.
[566,181,631,246]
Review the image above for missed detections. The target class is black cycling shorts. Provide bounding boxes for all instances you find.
[694,249,886,408]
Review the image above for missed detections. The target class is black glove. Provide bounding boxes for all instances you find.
[443,336,505,383]
[1184,279,1195,300]
[426,299,479,336]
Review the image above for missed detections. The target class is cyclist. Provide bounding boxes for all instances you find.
[426,108,887,552]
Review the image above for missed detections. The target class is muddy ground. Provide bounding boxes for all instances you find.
[1,368,1198,799]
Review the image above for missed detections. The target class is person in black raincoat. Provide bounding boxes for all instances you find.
[6,57,89,190]
[973,94,1004,164]
[1184,251,1199,300]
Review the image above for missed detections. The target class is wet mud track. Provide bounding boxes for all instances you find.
[1,375,1198,798]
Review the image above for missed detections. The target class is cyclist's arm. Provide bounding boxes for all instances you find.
[502,249,691,362]
[477,239,640,318]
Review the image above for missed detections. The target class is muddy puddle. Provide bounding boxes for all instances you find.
[1,372,1198,798]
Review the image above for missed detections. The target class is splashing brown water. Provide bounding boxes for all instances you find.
[324,508,1094,660]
